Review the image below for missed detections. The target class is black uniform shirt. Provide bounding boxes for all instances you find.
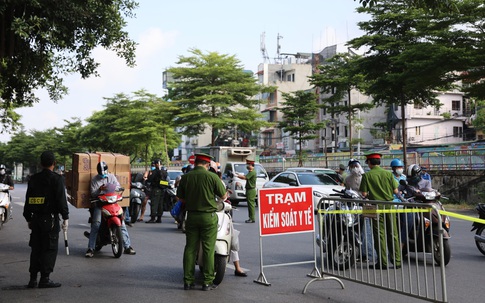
[23,169,69,222]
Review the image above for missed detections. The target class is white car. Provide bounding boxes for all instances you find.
[262,171,344,210]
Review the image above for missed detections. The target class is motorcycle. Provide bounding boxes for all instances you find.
[129,181,146,223]
[163,183,177,212]
[471,203,485,255]
[317,188,363,270]
[197,201,233,285]
[400,180,451,266]
[85,185,125,258]
[0,183,11,229]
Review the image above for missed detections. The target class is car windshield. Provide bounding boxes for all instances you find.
[297,173,338,185]
[168,171,183,180]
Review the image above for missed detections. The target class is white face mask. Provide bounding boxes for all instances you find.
[395,168,404,175]
[351,167,360,174]
[0,169,5,175]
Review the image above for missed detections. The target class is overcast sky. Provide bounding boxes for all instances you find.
[0,0,368,143]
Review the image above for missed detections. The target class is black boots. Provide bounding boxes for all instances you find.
[146,216,156,223]
[156,216,162,223]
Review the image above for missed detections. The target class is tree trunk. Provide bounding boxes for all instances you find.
[400,95,408,168]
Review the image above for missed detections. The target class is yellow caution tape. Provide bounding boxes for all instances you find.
[440,210,485,224]
[318,208,485,225]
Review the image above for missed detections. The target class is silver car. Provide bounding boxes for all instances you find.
[263,171,344,210]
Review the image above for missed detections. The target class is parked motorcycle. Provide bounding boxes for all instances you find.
[471,203,485,255]
[86,186,125,258]
[163,184,177,212]
[129,181,146,223]
[197,201,233,285]
[317,188,363,270]
[0,183,11,229]
[400,180,451,266]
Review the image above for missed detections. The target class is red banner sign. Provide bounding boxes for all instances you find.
[258,186,314,236]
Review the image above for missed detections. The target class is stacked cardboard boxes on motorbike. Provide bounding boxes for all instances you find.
[65,152,130,208]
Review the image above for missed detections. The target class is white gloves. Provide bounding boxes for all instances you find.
[61,219,68,232]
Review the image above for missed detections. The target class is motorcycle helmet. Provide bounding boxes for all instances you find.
[0,164,5,175]
[390,159,404,167]
[407,164,422,177]
[97,161,108,177]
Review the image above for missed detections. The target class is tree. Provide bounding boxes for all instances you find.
[0,0,138,132]
[166,48,271,146]
[349,0,463,166]
[81,90,180,165]
[309,53,373,157]
[357,0,456,10]
[278,90,325,166]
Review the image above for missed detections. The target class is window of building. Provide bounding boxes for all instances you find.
[452,100,460,111]
[415,126,421,136]
[414,102,423,109]
[453,126,463,138]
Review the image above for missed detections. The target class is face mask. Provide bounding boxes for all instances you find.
[246,165,250,170]
[395,168,404,175]
[101,174,108,179]
[351,167,360,174]
[0,169,5,175]
[151,166,155,171]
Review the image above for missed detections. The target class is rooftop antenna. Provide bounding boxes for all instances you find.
[260,32,270,63]
[277,33,283,62]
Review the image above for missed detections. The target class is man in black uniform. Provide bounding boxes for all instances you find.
[146,159,169,223]
[23,151,69,288]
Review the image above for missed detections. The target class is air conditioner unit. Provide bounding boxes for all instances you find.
[190,138,198,145]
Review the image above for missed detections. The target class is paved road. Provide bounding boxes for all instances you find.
[0,184,483,303]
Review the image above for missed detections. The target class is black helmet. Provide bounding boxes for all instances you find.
[97,161,108,176]
[407,164,422,178]
[153,159,162,166]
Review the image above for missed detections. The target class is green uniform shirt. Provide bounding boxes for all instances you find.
[359,166,398,201]
[177,166,226,212]
[245,169,256,190]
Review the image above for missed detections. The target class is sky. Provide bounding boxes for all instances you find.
[0,0,368,143]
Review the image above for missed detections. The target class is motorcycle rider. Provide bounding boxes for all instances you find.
[0,164,14,190]
[146,159,170,223]
[344,159,375,263]
[390,159,413,249]
[407,164,433,192]
[85,161,136,258]
[0,164,14,219]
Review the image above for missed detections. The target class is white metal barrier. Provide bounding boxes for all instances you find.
[303,197,448,303]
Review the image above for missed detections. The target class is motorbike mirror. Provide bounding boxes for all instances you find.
[399,179,408,186]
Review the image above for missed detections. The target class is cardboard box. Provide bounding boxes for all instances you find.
[68,152,131,208]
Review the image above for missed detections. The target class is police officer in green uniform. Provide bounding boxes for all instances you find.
[23,151,69,288]
[359,153,401,270]
[177,153,227,291]
[237,159,257,223]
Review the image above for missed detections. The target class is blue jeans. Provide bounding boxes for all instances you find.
[361,217,376,262]
[88,205,131,250]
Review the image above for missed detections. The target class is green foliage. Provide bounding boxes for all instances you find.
[278,90,325,166]
[0,0,138,132]
[82,90,181,164]
[166,48,270,146]
[472,100,485,131]
[357,0,457,11]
